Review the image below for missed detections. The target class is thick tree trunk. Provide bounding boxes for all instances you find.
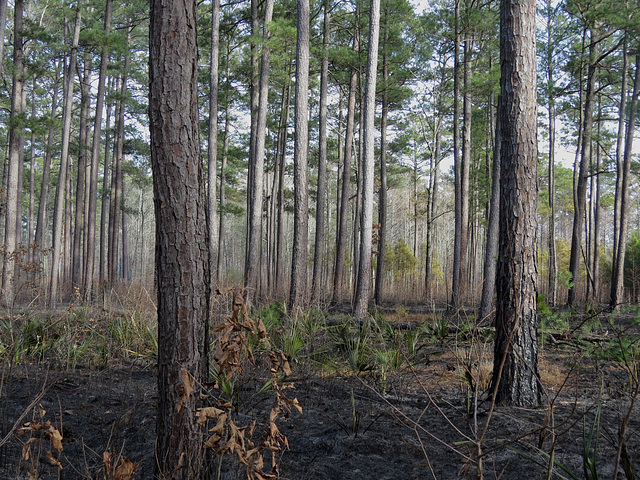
[353,0,381,320]
[150,0,209,478]
[492,0,541,407]
[49,6,81,307]
[289,0,310,312]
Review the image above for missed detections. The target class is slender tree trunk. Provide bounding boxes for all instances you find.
[374,24,389,306]
[312,0,331,304]
[84,0,113,300]
[150,0,209,477]
[492,0,541,407]
[49,6,81,307]
[451,0,462,309]
[275,74,292,297]
[568,31,598,307]
[611,41,628,307]
[217,58,232,286]
[72,57,92,289]
[99,78,114,291]
[289,0,310,312]
[1,0,26,305]
[353,0,381,320]
[28,97,36,265]
[611,55,640,310]
[546,1,558,306]
[479,97,501,322]
[0,0,7,79]
[108,38,130,286]
[333,33,359,304]
[35,64,60,284]
[208,0,220,289]
[459,37,472,305]
[245,0,274,306]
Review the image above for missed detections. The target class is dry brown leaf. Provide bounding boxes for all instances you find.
[177,368,195,413]
[46,425,63,452]
[113,459,139,480]
[21,438,37,461]
[103,451,114,474]
[195,406,224,426]
[204,433,222,449]
[45,450,63,469]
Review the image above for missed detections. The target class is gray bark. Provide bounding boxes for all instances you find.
[353,0,381,320]
[49,6,81,307]
[84,0,113,300]
[289,0,310,312]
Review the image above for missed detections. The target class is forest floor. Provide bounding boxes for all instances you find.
[1,302,639,479]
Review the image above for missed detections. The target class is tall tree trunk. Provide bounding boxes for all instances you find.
[35,63,60,276]
[492,0,541,407]
[333,33,359,304]
[246,0,260,266]
[208,0,220,289]
[28,96,36,266]
[451,0,462,309]
[289,0,310,312]
[217,55,232,286]
[274,74,292,298]
[544,0,558,306]
[374,20,389,306]
[479,97,501,322]
[459,37,472,304]
[72,56,92,289]
[99,78,114,292]
[84,0,113,300]
[150,0,209,477]
[353,0,381,320]
[49,6,81,307]
[245,0,274,306]
[108,39,130,287]
[611,55,640,310]
[312,0,331,304]
[0,0,7,79]
[568,31,598,307]
[1,0,26,305]
[611,41,629,308]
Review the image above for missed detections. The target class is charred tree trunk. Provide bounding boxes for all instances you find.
[492,0,542,407]
[150,0,210,477]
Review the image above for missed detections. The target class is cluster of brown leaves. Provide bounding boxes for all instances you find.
[198,289,302,480]
[18,404,139,479]
[102,451,139,480]
[19,405,64,472]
